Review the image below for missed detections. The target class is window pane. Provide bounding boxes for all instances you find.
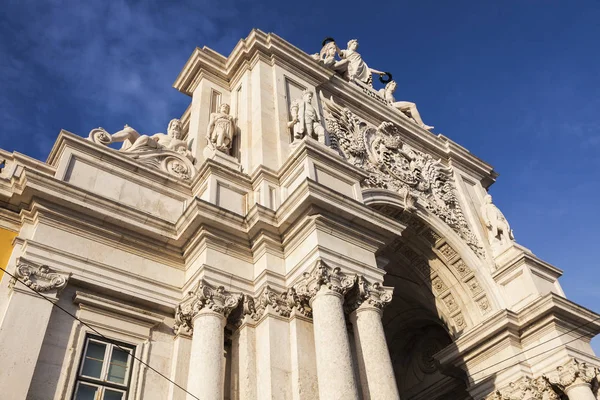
[74,382,99,400]
[103,388,125,400]
[81,342,106,378]
[107,347,130,384]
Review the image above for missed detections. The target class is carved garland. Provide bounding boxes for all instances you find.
[320,93,484,257]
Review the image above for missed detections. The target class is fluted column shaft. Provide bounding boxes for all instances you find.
[311,287,360,400]
[187,309,226,400]
[350,305,400,400]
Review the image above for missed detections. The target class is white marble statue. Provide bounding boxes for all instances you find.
[313,41,349,76]
[481,194,514,248]
[206,103,236,154]
[288,90,325,142]
[96,119,192,160]
[338,39,385,87]
[379,81,434,131]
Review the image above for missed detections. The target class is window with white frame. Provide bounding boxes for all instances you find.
[72,335,135,400]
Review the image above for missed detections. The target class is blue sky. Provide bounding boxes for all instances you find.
[2,1,599,354]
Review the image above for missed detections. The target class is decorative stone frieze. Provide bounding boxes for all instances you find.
[173,279,242,335]
[345,275,394,313]
[13,258,70,295]
[485,376,559,400]
[293,260,357,300]
[320,93,484,257]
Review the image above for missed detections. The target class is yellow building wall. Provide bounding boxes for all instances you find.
[0,228,17,281]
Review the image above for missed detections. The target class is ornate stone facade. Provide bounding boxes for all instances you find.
[0,29,598,400]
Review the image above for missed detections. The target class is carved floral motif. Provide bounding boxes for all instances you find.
[14,259,69,294]
[345,275,394,313]
[320,93,484,257]
[485,376,559,400]
[293,260,357,300]
[173,279,242,335]
[548,358,597,390]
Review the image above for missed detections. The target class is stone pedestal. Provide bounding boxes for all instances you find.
[203,146,242,171]
[350,306,400,400]
[311,287,360,400]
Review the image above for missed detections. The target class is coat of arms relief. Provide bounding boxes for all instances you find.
[320,93,484,257]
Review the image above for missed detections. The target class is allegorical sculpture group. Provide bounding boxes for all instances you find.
[85,34,515,256]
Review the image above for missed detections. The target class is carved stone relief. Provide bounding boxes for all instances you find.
[206,103,236,155]
[481,194,515,257]
[12,258,70,295]
[320,93,484,257]
[88,118,196,181]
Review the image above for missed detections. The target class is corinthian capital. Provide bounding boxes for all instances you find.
[548,358,597,389]
[173,279,242,335]
[293,260,357,300]
[486,376,558,400]
[346,275,394,313]
[13,258,70,296]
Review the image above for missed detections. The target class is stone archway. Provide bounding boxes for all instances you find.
[365,192,501,399]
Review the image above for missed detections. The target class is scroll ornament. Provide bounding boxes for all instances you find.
[14,259,69,294]
[320,93,484,257]
[88,119,196,181]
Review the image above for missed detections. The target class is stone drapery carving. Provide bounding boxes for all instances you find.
[288,90,325,143]
[379,81,434,131]
[485,376,559,400]
[173,279,242,335]
[13,258,70,294]
[548,358,597,392]
[206,103,236,155]
[345,275,394,313]
[293,260,357,300]
[88,119,196,181]
[481,194,515,255]
[312,39,386,87]
[321,93,484,257]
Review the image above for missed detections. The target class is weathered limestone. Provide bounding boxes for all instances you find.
[0,259,70,400]
[348,276,400,400]
[549,359,597,400]
[294,261,360,400]
[177,280,241,400]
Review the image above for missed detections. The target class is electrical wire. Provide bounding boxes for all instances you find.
[0,265,200,400]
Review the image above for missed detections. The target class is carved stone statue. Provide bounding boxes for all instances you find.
[313,41,349,76]
[88,119,196,180]
[379,81,434,131]
[481,194,514,249]
[288,90,325,142]
[206,103,236,154]
[338,39,385,87]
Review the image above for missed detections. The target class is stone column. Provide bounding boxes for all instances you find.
[230,295,258,400]
[167,331,192,400]
[294,260,360,400]
[548,359,597,400]
[348,276,400,400]
[175,279,241,400]
[0,259,70,400]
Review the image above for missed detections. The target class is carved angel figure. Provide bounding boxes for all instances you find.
[288,90,325,142]
[206,103,236,154]
[379,81,434,131]
[481,194,514,247]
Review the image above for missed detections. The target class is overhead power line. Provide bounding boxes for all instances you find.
[0,265,200,400]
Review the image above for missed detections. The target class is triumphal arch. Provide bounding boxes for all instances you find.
[0,30,599,400]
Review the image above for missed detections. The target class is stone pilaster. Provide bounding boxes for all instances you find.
[548,359,597,400]
[0,258,70,400]
[176,279,241,400]
[294,260,360,400]
[347,276,400,400]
